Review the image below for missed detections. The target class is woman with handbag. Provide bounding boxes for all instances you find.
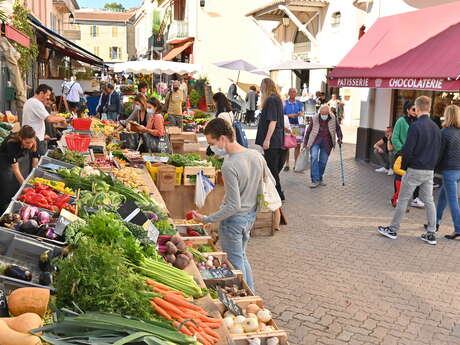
[255,78,285,201]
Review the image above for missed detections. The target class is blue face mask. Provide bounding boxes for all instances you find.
[146,109,154,114]
[134,105,141,111]
[320,114,329,121]
[210,145,226,156]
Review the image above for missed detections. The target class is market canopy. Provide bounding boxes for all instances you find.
[29,16,104,67]
[112,60,202,75]
[328,1,460,91]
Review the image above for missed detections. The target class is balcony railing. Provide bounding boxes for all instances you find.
[166,20,190,42]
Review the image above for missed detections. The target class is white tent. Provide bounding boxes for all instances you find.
[112,60,202,75]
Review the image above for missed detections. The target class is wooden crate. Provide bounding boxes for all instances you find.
[214,296,289,345]
[157,165,176,191]
[206,267,256,299]
[183,166,216,186]
[251,211,275,236]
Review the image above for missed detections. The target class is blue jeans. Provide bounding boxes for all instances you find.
[219,212,256,292]
[436,170,460,233]
[310,141,330,183]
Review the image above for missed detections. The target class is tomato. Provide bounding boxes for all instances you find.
[185,211,194,220]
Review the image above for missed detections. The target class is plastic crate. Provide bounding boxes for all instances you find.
[12,168,64,202]
[38,156,75,170]
[2,201,66,246]
[146,162,183,185]
[0,227,57,294]
[65,134,91,152]
[71,118,92,131]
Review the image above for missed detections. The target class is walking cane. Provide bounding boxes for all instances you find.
[339,143,345,186]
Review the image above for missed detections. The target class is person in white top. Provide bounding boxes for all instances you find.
[22,84,66,154]
[63,75,84,113]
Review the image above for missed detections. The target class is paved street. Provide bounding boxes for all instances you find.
[247,143,460,345]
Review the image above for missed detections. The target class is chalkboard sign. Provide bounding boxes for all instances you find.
[117,200,148,226]
[0,289,8,317]
[200,267,234,280]
[217,286,243,316]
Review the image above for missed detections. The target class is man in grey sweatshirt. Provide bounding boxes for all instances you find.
[193,118,264,292]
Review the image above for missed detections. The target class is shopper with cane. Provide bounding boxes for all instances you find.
[303,105,343,188]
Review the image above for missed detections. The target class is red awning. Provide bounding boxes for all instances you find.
[329,1,460,91]
[163,39,193,61]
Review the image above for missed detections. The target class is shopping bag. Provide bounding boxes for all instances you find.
[233,121,249,148]
[119,132,140,150]
[294,148,309,173]
[141,133,172,154]
[195,170,216,208]
[257,155,282,212]
[283,134,297,149]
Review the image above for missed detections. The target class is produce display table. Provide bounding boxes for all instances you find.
[0,124,290,345]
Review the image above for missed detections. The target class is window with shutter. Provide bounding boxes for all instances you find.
[112,26,118,37]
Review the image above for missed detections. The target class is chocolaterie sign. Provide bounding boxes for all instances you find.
[329,77,460,91]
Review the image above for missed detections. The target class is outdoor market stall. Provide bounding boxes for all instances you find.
[0,117,289,345]
[327,1,460,162]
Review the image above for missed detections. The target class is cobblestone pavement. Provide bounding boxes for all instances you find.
[247,143,460,345]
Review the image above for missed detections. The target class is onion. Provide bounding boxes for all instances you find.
[234,315,246,325]
[230,325,244,334]
[242,317,259,332]
[257,309,272,323]
[246,303,260,314]
[223,316,234,329]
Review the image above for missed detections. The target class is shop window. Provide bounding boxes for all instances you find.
[331,11,341,27]
[90,25,98,37]
[174,0,186,21]
[112,26,118,37]
[110,47,121,60]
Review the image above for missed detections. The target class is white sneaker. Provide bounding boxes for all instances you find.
[387,169,394,176]
[410,198,425,208]
[375,167,388,173]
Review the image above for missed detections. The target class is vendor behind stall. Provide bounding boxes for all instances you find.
[0,125,40,212]
[22,84,67,155]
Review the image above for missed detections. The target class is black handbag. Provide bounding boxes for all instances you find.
[120,132,140,150]
[140,133,172,154]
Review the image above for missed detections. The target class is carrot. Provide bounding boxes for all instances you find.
[151,281,172,291]
[153,297,185,317]
[170,290,184,296]
[197,314,223,323]
[150,301,172,320]
[172,321,194,336]
[199,330,216,344]
[202,325,220,339]
[184,320,200,334]
[152,287,166,294]
[197,333,212,345]
[164,292,204,312]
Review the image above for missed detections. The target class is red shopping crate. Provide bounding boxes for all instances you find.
[71,118,92,131]
[65,134,91,152]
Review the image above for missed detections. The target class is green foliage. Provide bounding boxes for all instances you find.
[152,10,161,35]
[12,1,39,76]
[189,89,201,108]
[103,2,125,11]
[54,239,155,319]
[0,0,7,22]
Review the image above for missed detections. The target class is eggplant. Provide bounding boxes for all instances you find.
[36,224,49,237]
[39,250,52,272]
[20,219,39,234]
[39,271,53,286]
[4,265,32,281]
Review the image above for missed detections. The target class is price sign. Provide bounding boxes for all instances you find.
[200,267,234,280]
[0,289,8,317]
[216,286,243,316]
[145,220,159,244]
[55,209,84,236]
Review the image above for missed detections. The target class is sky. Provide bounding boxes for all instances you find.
[77,0,142,9]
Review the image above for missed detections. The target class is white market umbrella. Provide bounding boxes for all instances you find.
[112,60,202,75]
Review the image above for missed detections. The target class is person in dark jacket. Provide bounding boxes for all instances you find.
[96,84,121,121]
[378,96,441,245]
[255,78,285,201]
[432,105,460,239]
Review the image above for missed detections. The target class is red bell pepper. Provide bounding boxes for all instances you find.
[185,211,194,220]
[186,228,201,237]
